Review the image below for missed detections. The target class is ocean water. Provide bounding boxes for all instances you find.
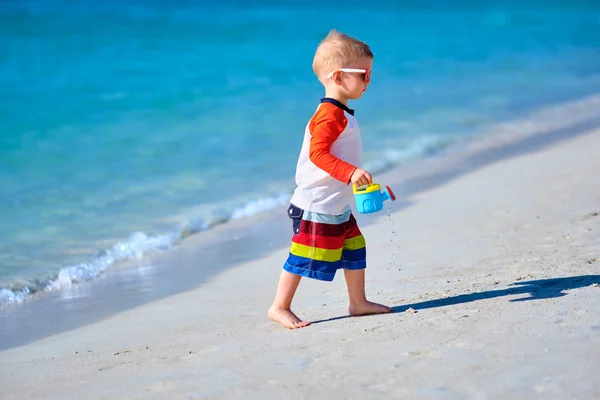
[1,1,600,307]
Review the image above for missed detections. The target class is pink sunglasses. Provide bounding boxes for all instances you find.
[327,68,371,84]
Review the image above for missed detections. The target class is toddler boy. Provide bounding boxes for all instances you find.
[268,30,391,329]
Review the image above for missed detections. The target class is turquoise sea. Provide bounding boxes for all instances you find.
[1,1,600,307]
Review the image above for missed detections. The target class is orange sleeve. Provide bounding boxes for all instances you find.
[308,103,357,184]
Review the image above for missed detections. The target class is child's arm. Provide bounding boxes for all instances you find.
[308,105,371,186]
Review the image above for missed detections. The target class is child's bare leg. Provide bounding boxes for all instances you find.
[344,269,391,316]
[268,270,310,329]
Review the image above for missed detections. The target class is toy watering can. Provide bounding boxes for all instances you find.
[352,183,396,214]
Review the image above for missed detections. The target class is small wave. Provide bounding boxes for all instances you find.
[230,192,291,219]
[0,191,295,309]
[0,232,176,308]
[364,134,457,175]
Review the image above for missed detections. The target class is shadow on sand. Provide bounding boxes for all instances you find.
[311,274,600,325]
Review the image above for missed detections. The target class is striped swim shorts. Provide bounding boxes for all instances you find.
[283,204,366,282]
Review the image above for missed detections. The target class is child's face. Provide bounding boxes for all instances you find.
[326,56,373,101]
[344,56,373,100]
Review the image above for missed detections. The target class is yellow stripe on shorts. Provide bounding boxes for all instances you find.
[290,242,343,262]
[343,235,366,251]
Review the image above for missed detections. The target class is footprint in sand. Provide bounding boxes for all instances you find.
[146,381,169,392]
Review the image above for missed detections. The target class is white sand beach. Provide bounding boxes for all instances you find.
[1,124,599,398]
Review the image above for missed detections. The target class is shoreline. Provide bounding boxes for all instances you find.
[1,93,600,351]
[2,92,600,310]
[1,114,599,398]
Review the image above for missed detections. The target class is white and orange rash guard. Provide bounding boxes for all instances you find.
[290,98,363,215]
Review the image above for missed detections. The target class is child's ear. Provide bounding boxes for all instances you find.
[332,71,343,85]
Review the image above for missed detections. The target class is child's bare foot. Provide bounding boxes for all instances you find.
[349,300,391,316]
[268,306,311,329]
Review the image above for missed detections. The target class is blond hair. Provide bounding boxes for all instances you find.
[312,29,373,78]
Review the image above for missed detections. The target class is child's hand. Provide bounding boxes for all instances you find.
[350,168,372,187]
